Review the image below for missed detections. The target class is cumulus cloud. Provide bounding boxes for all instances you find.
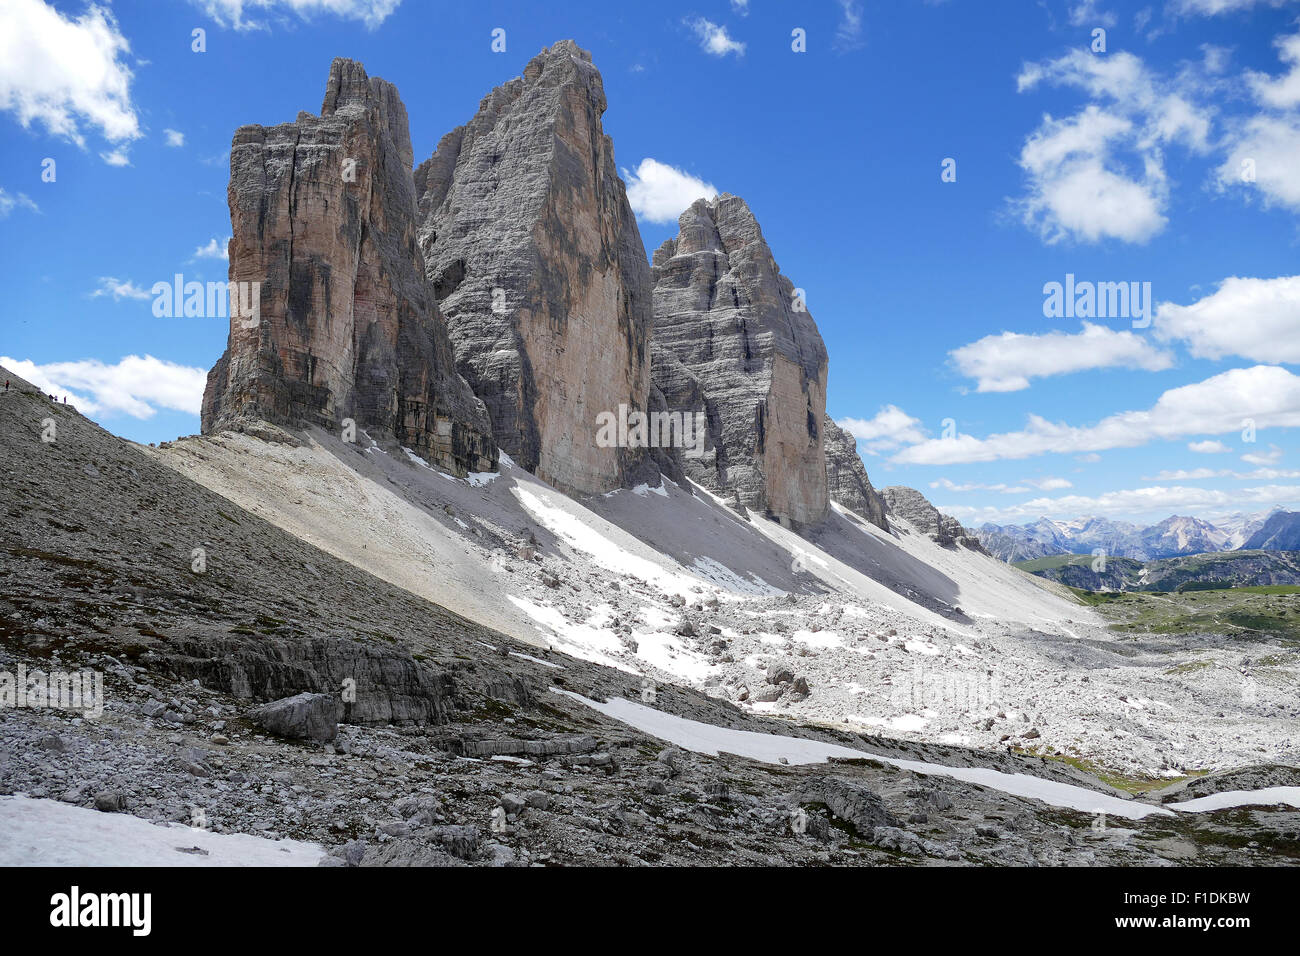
[1247,31,1300,109]
[1242,444,1284,465]
[687,18,745,57]
[1155,275,1300,363]
[194,0,400,31]
[950,321,1174,392]
[0,0,140,150]
[0,187,39,218]
[623,158,717,224]
[1217,116,1300,209]
[835,406,927,455]
[89,276,151,301]
[1069,1,1116,28]
[164,128,185,147]
[1014,50,1212,244]
[891,365,1300,465]
[0,354,207,419]
[191,237,230,261]
[1217,32,1300,210]
[1189,439,1231,453]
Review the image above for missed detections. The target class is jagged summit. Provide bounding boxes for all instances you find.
[202,57,496,477]
[651,193,830,530]
[882,485,987,552]
[415,40,656,497]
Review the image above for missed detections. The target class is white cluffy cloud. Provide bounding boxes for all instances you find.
[89,276,151,301]
[194,0,400,31]
[192,237,230,261]
[1189,440,1231,453]
[1155,275,1300,363]
[0,355,207,419]
[164,128,185,147]
[950,321,1173,392]
[891,365,1300,465]
[1242,444,1284,466]
[835,405,927,455]
[687,18,745,57]
[1217,32,1300,210]
[1069,1,1117,28]
[623,158,717,224]
[0,0,140,159]
[1014,50,1211,244]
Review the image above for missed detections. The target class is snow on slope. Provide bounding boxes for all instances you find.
[560,691,1300,821]
[553,691,1176,819]
[153,429,1300,777]
[1167,787,1300,812]
[0,795,324,866]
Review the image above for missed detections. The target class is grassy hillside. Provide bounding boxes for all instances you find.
[1068,585,1300,640]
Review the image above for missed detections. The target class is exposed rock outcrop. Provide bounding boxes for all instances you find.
[822,416,889,531]
[651,194,828,530]
[882,486,987,552]
[202,58,495,477]
[415,40,654,496]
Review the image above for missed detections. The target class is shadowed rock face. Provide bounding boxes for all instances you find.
[822,416,889,531]
[415,40,653,496]
[651,194,828,530]
[202,58,495,477]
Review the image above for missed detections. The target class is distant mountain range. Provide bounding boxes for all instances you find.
[1014,549,1300,592]
[978,509,1300,562]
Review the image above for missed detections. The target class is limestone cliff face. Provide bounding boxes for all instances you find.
[651,194,828,529]
[823,416,889,531]
[202,58,495,477]
[415,40,653,496]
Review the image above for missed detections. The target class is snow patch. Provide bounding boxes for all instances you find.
[0,795,324,866]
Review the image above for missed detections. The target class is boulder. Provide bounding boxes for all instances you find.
[250,692,344,743]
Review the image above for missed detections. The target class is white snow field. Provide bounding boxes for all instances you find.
[154,428,1300,779]
[557,690,1300,821]
[554,689,1173,820]
[1167,787,1300,812]
[0,795,324,866]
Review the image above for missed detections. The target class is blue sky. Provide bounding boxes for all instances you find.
[2,0,1299,527]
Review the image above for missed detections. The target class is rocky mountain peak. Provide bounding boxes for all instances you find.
[202,57,495,477]
[882,486,986,552]
[651,193,829,530]
[415,40,654,496]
